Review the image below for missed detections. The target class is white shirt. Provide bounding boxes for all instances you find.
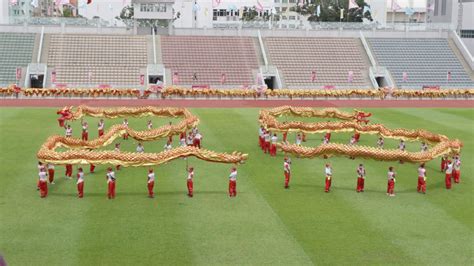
[325,167,332,176]
[77,172,84,183]
[82,125,88,132]
[399,142,405,151]
[38,164,45,172]
[98,122,104,130]
[350,138,356,145]
[180,138,186,147]
[264,133,270,142]
[186,136,193,145]
[418,167,426,178]
[47,164,54,170]
[115,147,120,152]
[187,171,194,180]
[284,162,290,173]
[357,167,365,178]
[271,136,278,144]
[259,128,264,137]
[377,139,384,148]
[147,123,153,129]
[65,128,72,136]
[164,144,172,151]
[194,133,202,140]
[136,145,144,153]
[229,170,237,181]
[123,121,128,127]
[107,172,116,182]
[148,173,155,183]
[446,163,454,174]
[421,144,428,152]
[388,171,395,180]
[296,136,302,145]
[39,171,47,181]
[454,159,461,170]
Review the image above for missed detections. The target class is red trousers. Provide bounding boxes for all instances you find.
[58,118,65,127]
[229,180,237,197]
[187,179,193,197]
[453,170,460,183]
[445,173,452,189]
[48,169,55,183]
[168,135,173,143]
[82,132,88,141]
[98,130,104,137]
[148,181,154,197]
[284,172,290,188]
[441,160,446,172]
[417,177,426,193]
[123,133,128,140]
[65,164,73,177]
[193,139,201,149]
[264,142,270,153]
[325,177,331,192]
[107,181,116,199]
[116,165,121,171]
[90,164,95,173]
[259,137,264,149]
[302,133,306,142]
[387,180,395,195]
[283,132,287,142]
[354,133,360,142]
[270,144,277,156]
[39,180,48,198]
[77,182,84,198]
[356,177,364,192]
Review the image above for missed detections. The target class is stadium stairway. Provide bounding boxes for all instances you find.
[0,33,37,86]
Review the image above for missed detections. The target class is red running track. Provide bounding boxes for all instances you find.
[0,99,473,108]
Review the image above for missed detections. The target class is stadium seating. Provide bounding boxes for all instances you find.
[368,38,474,88]
[264,37,370,88]
[161,36,260,85]
[47,34,147,86]
[0,33,35,86]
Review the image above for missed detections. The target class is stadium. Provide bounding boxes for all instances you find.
[0,0,473,265]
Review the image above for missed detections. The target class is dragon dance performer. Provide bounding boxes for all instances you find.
[354,132,360,143]
[90,164,96,173]
[122,119,129,140]
[193,130,203,148]
[417,164,427,194]
[229,167,238,197]
[263,131,271,154]
[147,169,155,198]
[420,142,428,152]
[65,164,73,179]
[136,142,145,153]
[387,167,396,197]
[37,162,46,190]
[98,119,105,137]
[324,163,332,193]
[325,132,331,142]
[284,157,291,189]
[115,143,121,170]
[270,134,278,156]
[398,140,406,164]
[167,121,173,143]
[106,167,116,199]
[453,155,461,184]
[81,120,89,141]
[186,132,194,146]
[147,120,153,130]
[64,124,73,138]
[445,160,453,189]
[38,168,48,198]
[187,167,194,197]
[258,126,265,148]
[440,155,448,172]
[377,137,384,148]
[77,167,85,198]
[296,133,302,146]
[356,164,365,192]
[47,163,55,184]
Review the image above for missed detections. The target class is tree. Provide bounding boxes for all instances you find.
[115,5,176,28]
[292,0,373,22]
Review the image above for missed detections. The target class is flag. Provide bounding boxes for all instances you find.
[316,5,321,17]
[340,8,344,20]
[349,0,358,10]
[404,7,415,16]
[391,0,401,11]
[31,0,38,8]
[402,72,408,82]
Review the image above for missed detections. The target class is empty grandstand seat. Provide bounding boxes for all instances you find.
[264,37,370,88]
[47,34,147,86]
[368,38,474,88]
[0,33,35,86]
[161,36,260,86]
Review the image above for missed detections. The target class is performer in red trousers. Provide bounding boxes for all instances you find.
[167,122,173,143]
[440,155,448,172]
[229,167,238,197]
[283,131,288,143]
[354,132,360,143]
[77,167,85,198]
[106,167,116,199]
[65,124,73,138]
[296,133,302,146]
[90,164,95,173]
[387,166,396,196]
[325,132,331,142]
[47,163,55,184]
[417,163,427,194]
[284,157,291,189]
[377,137,384,148]
[356,164,365,192]
[302,133,307,142]
[263,131,271,154]
[258,126,265,148]
[187,167,194,197]
[270,134,278,156]
[65,164,73,179]
[122,119,129,140]
[324,163,332,192]
[115,143,121,170]
[81,120,89,141]
[445,160,453,189]
[37,162,46,190]
[147,168,155,198]
[38,168,48,198]
[194,130,202,148]
[453,155,461,184]
[98,119,105,137]
[398,140,406,164]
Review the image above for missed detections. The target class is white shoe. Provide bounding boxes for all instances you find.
[50,182,55,185]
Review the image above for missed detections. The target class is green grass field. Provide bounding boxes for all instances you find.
[0,107,473,265]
